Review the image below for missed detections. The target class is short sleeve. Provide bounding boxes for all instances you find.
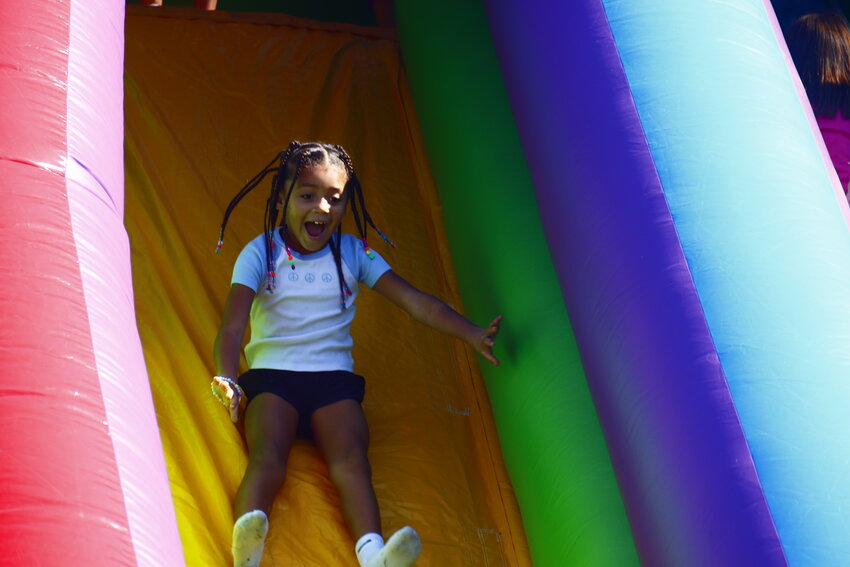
[340,234,391,287]
[231,234,267,292]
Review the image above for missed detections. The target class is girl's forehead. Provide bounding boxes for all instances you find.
[294,163,348,188]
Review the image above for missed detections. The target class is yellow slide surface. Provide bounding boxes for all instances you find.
[124,7,530,566]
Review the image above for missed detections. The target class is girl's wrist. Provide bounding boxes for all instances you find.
[463,326,484,348]
[210,375,245,406]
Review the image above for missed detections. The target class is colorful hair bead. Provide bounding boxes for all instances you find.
[374,228,396,248]
[361,238,375,259]
[339,281,352,310]
[284,244,296,269]
[265,270,277,292]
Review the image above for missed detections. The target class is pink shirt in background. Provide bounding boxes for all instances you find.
[816,114,850,193]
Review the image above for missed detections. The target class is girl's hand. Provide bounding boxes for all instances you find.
[473,315,503,366]
[212,376,245,423]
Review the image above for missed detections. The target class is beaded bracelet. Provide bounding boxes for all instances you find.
[210,375,245,407]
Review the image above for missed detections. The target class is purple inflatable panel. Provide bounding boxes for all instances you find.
[483,1,785,565]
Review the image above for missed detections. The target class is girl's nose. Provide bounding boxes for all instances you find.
[317,198,331,213]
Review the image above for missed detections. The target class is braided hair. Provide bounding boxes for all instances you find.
[216,141,394,309]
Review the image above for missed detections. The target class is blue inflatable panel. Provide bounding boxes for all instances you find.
[485,0,850,564]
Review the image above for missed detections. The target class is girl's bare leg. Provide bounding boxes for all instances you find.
[235,393,299,517]
[311,399,381,538]
[232,394,298,566]
[311,400,420,566]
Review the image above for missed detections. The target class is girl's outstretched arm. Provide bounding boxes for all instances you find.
[214,283,255,421]
[372,270,502,365]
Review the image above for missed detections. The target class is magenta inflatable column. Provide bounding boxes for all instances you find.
[0,1,184,564]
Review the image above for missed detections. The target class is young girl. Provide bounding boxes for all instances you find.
[211,141,502,567]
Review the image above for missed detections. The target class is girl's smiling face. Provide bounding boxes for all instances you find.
[281,164,348,254]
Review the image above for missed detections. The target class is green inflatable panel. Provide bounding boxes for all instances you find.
[394,1,640,565]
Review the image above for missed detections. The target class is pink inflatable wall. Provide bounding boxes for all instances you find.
[0,1,184,564]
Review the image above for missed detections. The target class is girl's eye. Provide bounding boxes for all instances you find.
[299,194,312,200]
[329,196,342,204]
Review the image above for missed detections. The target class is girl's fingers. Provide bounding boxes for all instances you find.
[474,316,502,365]
[228,390,243,422]
[488,315,503,335]
[478,343,499,366]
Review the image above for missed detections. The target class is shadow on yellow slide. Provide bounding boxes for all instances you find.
[124,7,529,566]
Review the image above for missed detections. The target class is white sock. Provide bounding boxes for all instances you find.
[232,510,269,567]
[364,526,421,567]
[356,532,385,566]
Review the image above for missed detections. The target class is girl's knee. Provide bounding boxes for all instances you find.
[328,448,372,483]
[247,444,289,473]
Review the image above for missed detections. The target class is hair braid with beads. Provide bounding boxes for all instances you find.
[216,141,394,309]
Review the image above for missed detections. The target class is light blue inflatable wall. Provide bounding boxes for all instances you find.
[481,0,850,565]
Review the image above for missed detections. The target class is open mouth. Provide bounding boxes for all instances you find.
[304,221,327,238]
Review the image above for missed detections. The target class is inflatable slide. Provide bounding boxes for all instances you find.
[2,1,849,566]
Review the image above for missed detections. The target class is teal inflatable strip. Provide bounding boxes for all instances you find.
[603,0,850,563]
[394,1,640,565]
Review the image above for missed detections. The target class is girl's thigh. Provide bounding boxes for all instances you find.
[244,393,299,457]
[310,399,370,460]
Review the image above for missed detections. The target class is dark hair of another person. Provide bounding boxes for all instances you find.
[787,11,850,118]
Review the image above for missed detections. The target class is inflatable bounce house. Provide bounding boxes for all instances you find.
[3,0,849,565]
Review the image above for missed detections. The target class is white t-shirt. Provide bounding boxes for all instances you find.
[231,230,391,372]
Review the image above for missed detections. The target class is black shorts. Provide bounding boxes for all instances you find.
[238,369,366,438]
